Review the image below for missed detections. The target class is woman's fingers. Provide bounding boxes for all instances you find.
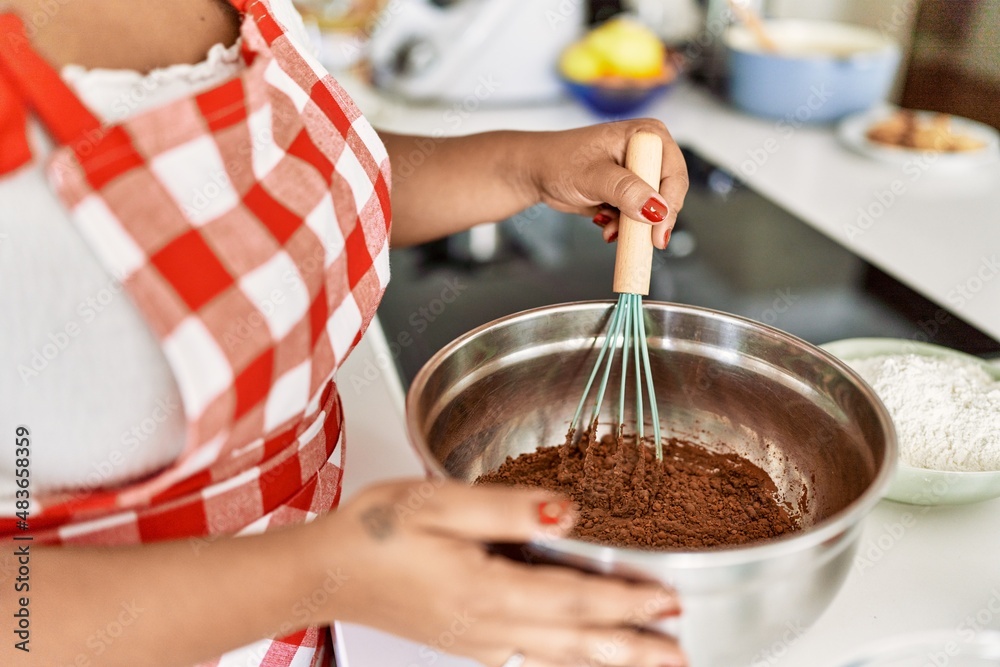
[602,219,620,243]
[338,480,688,667]
[655,124,689,244]
[630,118,687,249]
[532,119,688,249]
[592,206,620,243]
[483,656,561,667]
[483,624,686,667]
[519,658,563,667]
[475,560,679,626]
[601,165,671,229]
[583,121,688,250]
[368,480,576,543]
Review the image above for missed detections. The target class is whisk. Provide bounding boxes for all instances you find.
[569,131,664,460]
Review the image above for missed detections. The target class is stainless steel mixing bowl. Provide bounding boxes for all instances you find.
[406,301,896,667]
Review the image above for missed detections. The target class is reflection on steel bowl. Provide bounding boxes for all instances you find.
[406,301,896,667]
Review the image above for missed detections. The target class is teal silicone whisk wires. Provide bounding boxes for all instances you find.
[569,131,664,460]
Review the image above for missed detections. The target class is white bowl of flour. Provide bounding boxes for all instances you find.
[822,338,1000,505]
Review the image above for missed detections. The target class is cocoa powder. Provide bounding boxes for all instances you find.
[476,430,799,550]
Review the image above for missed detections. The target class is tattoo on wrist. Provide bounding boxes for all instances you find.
[360,505,395,540]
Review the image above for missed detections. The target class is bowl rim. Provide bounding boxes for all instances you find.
[406,300,898,568]
[559,74,675,93]
[821,336,1000,479]
[724,18,900,60]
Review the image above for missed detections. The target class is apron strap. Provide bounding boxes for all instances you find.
[0,13,112,174]
[0,54,31,175]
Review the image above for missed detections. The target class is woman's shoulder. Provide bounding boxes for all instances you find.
[7,0,240,72]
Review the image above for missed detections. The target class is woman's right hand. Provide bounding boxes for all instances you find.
[318,479,686,667]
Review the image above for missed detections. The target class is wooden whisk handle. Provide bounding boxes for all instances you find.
[613,131,663,296]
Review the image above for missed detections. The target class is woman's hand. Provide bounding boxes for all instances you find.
[322,479,686,667]
[383,120,688,249]
[522,119,689,249]
[0,478,681,667]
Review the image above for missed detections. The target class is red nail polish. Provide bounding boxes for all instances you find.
[642,197,667,223]
[607,231,618,244]
[663,227,672,247]
[593,213,612,227]
[538,500,569,525]
[655,607,682,619]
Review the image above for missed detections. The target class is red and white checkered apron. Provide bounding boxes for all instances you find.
[0,1,391,663]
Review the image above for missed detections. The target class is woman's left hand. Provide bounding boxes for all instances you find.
[522,119,689,249]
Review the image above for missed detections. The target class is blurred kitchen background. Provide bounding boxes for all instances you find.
[293,0,1000,383]
[294,0,1000,123]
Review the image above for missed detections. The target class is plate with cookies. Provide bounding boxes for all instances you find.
[837,105,1000,168]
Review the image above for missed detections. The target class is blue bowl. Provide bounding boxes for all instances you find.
[560,72,678,116]
[726,20,900,123]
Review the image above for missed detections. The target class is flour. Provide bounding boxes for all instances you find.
[847,354,1000,472]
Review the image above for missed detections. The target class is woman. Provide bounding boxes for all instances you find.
[0,1,689,665]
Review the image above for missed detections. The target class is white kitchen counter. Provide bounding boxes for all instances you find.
[339,77,1000,343]
[335,323,1000,667]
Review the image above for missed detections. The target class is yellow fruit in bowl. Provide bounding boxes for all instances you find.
[559,42,607,83]
[583,17,665,79]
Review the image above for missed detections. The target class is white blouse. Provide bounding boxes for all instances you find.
[0,2,314,502]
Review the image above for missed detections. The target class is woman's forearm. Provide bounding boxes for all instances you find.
[381,131,540,247]
[0,480,686,667]
[1,520,333,666]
